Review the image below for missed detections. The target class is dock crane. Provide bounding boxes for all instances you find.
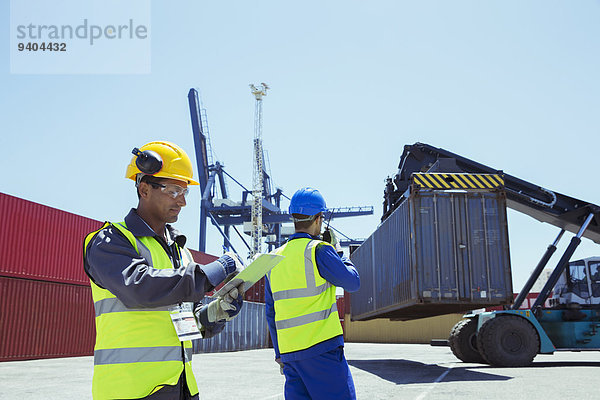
[249,83,268,257]
[187,88,374,256]
[385,143,600,366]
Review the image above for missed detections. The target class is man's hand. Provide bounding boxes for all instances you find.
[206,281,244,322]
[324,228,343,253]
[220,285,243,317]
[275,358,284,375]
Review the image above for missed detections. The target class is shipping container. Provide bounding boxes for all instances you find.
[188,249,218,265]
[192,298,270,353]
[0,193,234,286]
[0,276,95,361]
[0,193,102,285]
[0,193,247,361]
[0,275,268,361]
[243,276,266,303]
[336,296,346,339]
[350,188,513,321]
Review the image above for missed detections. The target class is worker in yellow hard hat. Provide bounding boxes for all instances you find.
[84,141,244,400]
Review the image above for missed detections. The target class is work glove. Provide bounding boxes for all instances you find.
[217,251,245,276]
[206,281,244,322]
[275,358,284,375]
[323,228,343,254]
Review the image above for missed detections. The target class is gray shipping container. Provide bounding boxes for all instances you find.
[350,188,513,321]
[193,298,270,353]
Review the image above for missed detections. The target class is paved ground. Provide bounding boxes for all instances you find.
[1,343,599,399]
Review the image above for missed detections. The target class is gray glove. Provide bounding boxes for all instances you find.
[206,282,244,322]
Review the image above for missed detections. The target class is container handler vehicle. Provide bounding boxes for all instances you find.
[379,143,600,367]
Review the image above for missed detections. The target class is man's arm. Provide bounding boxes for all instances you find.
[315,243,360,292]
[264,276,281,360]
[84,225,231,308]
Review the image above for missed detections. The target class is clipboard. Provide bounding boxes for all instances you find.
[214,253,284,297]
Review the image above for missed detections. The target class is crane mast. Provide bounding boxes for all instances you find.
[250,83,269,257]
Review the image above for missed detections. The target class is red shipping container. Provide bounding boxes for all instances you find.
[0,193,224,285]
[0,193,239,362]
[336,296,346,339]
[343,290,351,315]
[244,276,266,303]
[0,193,102,285]
[0,276,96,361]
[188,249,218,265]
[486,292,551,311]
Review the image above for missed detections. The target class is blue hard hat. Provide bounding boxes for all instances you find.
[289,187,327,216]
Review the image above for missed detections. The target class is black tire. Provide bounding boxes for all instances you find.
[476,315,539,367]
[449,318,485,363]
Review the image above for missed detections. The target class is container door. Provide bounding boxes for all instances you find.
[412,192,464,302]
[464,194,490,301]
[462,192,512,303]
[481,192,512,302]
[452,193,471,300]
[412,193,439,301]
[433,192,460,300]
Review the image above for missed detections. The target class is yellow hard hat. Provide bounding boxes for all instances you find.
[125,141,199,185]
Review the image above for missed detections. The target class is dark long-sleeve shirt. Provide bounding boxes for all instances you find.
[84,208,226,335]
[265,232,360,362]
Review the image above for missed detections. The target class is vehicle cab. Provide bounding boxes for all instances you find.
[551,257,600,307]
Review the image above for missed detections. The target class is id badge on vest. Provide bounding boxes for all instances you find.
[169,302,202,341]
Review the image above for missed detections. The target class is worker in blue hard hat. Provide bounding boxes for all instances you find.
[265,187,360,399]
[83,141,245,400]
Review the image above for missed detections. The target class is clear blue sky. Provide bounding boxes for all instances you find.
[1,1,599,291]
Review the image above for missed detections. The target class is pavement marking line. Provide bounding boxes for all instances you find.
[414,367,452,400]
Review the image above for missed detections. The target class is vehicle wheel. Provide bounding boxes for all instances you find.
[448,318,485,363]
[476,315,539,367]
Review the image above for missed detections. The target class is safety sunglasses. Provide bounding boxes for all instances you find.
[148,182,189,199]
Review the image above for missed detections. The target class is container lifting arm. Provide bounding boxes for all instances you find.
[385,143,600,245]
[512,229,565,310]
[531,213,595,310]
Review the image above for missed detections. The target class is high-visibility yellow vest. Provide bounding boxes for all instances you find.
[84,222,198,400]
[268,238,342,354]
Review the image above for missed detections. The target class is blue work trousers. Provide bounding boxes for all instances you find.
[283,346,356,400]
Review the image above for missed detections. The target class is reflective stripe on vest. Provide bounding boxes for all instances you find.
[276,301,338,330]
[93,297,170,318]
[95,346,193,365]
[269,238,342,354]
[84,221,199,400]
